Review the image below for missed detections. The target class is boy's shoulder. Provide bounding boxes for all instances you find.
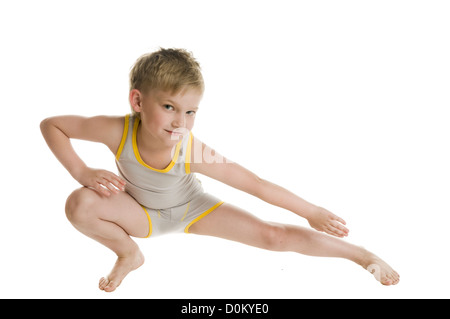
[86,114,128,154]
[90,114,126,134]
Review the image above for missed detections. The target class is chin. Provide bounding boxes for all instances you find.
[162,135,182,147]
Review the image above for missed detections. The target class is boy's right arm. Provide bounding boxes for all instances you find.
[40,115,126,196]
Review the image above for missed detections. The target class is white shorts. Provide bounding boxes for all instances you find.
[139,193,224,237]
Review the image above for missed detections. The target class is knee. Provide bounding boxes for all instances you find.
[65,187,98,224]
[261,223,288,251]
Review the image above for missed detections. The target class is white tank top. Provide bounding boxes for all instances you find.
[115,114,203,209]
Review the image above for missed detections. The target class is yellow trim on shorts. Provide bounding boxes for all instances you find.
[115,114,130,161]
[180,201,191,222]
[184,201,224,234]
[140,206,152,238]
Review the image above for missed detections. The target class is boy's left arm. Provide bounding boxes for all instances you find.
[190,138,349,238]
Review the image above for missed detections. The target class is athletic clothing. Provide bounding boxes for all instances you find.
[115,114,223,237]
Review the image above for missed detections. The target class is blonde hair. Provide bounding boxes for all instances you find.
[129,48,204,116]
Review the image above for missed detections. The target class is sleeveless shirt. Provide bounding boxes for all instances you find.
[115,114,203,210]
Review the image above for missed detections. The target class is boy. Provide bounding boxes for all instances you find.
[40,48,399,292]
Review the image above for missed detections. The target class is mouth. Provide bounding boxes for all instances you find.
[165,130,183,135]
[165,128,188,138]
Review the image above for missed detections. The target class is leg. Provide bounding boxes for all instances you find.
[65,187,150,292]
[189,203,399,285]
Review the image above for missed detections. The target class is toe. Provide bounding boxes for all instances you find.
[393,272,400,285]
[99,277,108,290]
[104,280,118,292]
[382,278,393,286]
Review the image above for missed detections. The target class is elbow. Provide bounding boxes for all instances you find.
[40,117,58,137]
[40,117,51,134]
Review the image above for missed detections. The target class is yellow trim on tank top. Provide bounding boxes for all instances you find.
[185,132,193,174]
[132,117,182,173]
[115,114,130,161]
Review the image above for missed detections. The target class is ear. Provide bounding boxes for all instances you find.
[129,89,143,114]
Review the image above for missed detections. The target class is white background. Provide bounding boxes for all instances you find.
[1,0,449,299]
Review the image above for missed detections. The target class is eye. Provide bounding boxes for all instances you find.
[186,110,196,116]
[163,104,174,111]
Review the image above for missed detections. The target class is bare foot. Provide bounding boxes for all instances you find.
[360,250,400,286]
[99,249,145,292]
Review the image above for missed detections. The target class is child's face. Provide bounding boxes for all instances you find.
[138,88,202,146]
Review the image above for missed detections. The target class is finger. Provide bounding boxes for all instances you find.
[324,226,344,238]
[116,176,126,186]
[95,183,111,197]
[98,173,123,191]
[107,172,125,184]
[328,223,348,237]
[332,221,349,235]
[103,173,126,190]
[336,225,349,237]
[100,178,121,194]
[111,175,126,190]
[333,215,346,225]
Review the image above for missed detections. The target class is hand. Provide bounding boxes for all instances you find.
[307,206,349,238]
[76,167,126,197]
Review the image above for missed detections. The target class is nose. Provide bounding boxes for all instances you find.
[172,113,186,128]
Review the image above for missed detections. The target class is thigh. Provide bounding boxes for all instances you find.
[188,203,272,248]
[69,187,150,238]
